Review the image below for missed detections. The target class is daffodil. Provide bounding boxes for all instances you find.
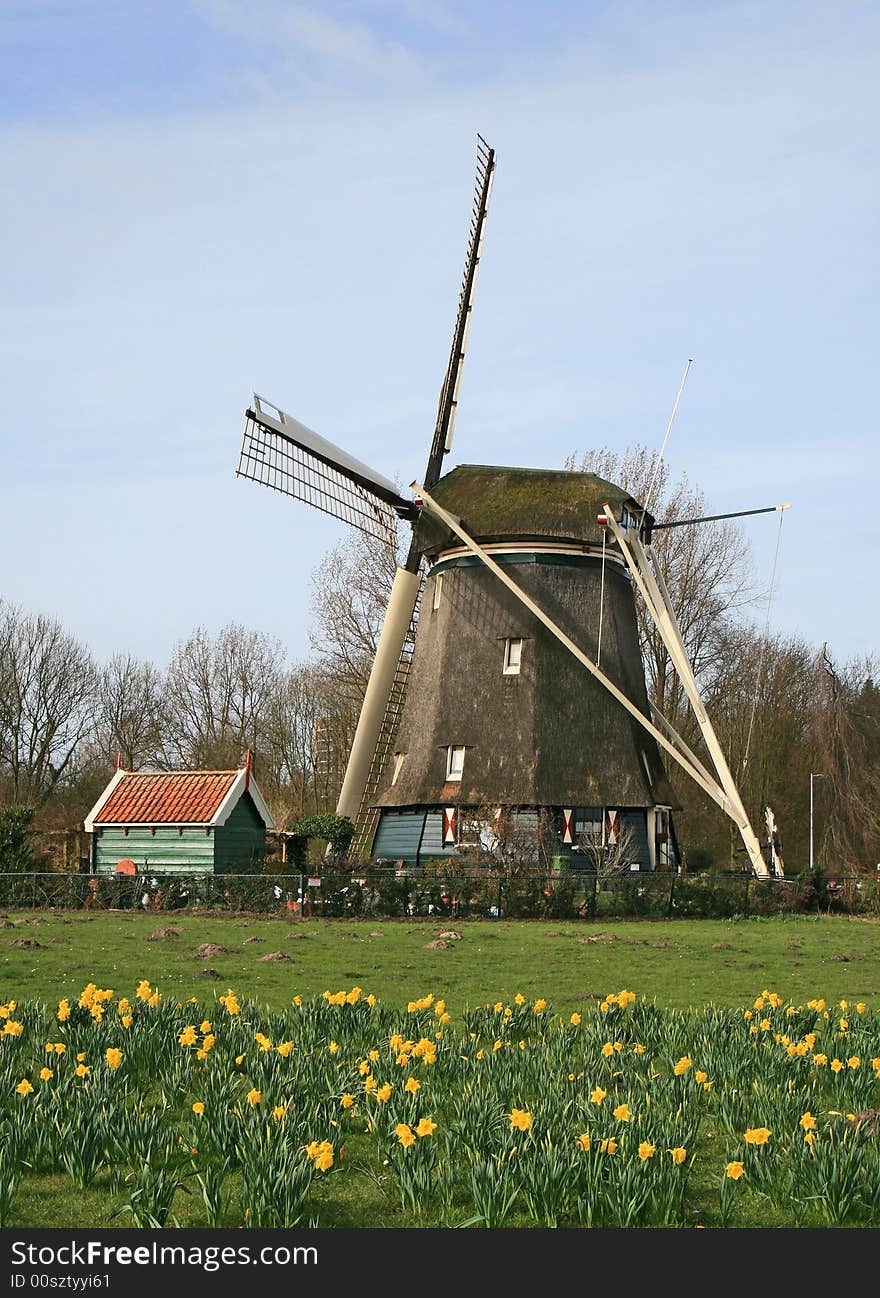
[105,1048,122,1070]
[726,1161,745,1180]
[669,1147,687,1165]
[509,1108,532,1132]
[612,1103,630,1122]
[16,1079,33,1096]
[637,1141,656,1161]
[415,1117,436,1138]
[744,1127,770,1146]
[192,1101,205,1116]
[396,1123,416,1147]
[590,1086,606,1105]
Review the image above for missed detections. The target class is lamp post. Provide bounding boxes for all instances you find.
[809,772,825,871]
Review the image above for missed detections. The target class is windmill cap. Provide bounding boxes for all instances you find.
[415,464,649,554]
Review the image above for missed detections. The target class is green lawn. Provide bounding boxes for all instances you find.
[2,911,879,1013]
[2,912,880,1230]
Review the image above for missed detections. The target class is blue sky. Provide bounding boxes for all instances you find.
[1,0,878,670]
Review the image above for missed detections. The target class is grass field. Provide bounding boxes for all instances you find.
[3,911,879,1231]
[2,911,880,1013]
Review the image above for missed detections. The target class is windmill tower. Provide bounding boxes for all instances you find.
[236,136,779,879]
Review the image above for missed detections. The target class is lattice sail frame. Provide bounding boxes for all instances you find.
[237,396,416,547]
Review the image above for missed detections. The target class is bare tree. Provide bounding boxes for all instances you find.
[97,653,163,770]
[260,663,326,826]
[0,603,96,805]
[575,820,639,877]
[162,623,285,769]
[565,446,754,738]
[309,529,401,697]
[809,648,880,869]
[456,806,560,876]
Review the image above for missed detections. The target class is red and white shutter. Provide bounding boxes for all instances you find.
[561,809,574,844]
[443,807,456,845]
[605,809,619,846]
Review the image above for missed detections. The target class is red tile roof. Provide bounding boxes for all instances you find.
[94,771,240,825]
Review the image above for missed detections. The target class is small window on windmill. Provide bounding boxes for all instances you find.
[446,745,465,781]
[574,813,603,846]
[391,753,406,786]
[432,573,443,611]
[503,637,523,675]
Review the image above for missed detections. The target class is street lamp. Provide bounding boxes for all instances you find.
[809,772,826,871]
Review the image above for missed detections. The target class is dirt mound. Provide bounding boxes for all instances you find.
[11,938,42,949]
[712,942,732,950]
[257,951,292,963]
[196,942,225,959]
[425,939,448,951]
[243,936,265,944]
[149,927,180,940]
[199,967,223,977]
[826,953,850,962]
[436,930,462,941]
[578,932,618,945]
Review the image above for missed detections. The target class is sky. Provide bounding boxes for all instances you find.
[1,0,878,673]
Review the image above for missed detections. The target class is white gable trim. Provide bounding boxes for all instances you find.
[210,769,275,829]
[84,769,127,834]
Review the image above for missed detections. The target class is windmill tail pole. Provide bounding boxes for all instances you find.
[335,568,422,822]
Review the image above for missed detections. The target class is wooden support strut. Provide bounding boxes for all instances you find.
[412,484,740,823]
[601,506,773,879]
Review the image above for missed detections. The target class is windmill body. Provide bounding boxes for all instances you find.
[371,464,679,870]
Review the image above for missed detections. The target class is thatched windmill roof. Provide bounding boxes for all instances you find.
[415,464,652,555]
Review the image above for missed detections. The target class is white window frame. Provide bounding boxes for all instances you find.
[432,573,443,611]
[391,753,406,786]
[503,637,523,675]
[446,745,466,781]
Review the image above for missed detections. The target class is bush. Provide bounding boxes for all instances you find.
[0,809,37,872]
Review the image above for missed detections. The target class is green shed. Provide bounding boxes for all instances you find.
[85,765,274,877]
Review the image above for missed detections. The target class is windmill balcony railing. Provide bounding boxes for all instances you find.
[0,871,876,920]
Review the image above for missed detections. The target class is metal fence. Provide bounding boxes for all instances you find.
[0,870,877,920]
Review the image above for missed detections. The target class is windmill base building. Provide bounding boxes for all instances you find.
[371,465,680,871]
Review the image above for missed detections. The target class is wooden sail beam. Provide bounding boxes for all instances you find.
[602,507,773,879]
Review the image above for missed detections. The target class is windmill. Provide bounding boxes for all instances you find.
[236,136,781,880]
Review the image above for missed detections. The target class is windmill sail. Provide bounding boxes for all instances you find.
[237,395,416,545]
[421,134,495,491]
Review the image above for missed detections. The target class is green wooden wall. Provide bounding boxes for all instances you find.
[214,794,265,873]
[94,826,215,875]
